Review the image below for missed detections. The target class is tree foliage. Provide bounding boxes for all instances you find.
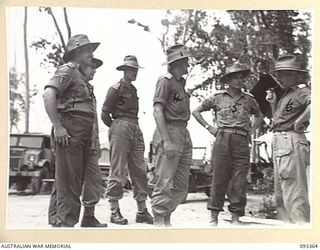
[9,67,25,132]
[160,10,312,96]
[30,7,71,70]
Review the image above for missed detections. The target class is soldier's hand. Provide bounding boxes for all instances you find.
[54,125,71,147]
[294,120,306,133]
[163,140,177,159]
[265,89,277,104]
[207,126,218,136]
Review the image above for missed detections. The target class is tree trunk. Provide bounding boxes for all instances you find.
[63,8,71,39]
[23,7,29,133]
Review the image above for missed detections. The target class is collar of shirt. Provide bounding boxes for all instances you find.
[120,78,137,92]
[70,60,87,77]
[224,89,246,99]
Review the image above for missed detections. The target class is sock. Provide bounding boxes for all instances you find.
[84,206,94,217]
[109,200,120,212]
[137,200,147,213]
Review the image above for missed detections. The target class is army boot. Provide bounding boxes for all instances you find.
[81,216,108,227]
[230,213,241,225]
[110,209,128,225]
[209,210,219,226]
[164,214,172,227]
[153,214,166,227]
[136,209,153,224]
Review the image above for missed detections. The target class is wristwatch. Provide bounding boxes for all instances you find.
[205,124,210,129]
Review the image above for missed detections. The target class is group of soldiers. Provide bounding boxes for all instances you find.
[43,34,311,228]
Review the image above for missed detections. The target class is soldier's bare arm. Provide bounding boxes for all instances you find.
[192,105,217,136]
[43,87,70,147]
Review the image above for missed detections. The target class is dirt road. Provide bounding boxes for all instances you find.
[6,190,294,229]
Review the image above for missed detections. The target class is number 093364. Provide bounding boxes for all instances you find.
[300,244,318,248]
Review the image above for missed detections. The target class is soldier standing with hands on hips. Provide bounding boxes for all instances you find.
[101,55,153,225]
[192,63,263,226]
[44,34,107,227]
[151,44,193,227]
[266,55,311,224]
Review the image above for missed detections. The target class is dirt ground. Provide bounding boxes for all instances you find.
[6,188,300,229]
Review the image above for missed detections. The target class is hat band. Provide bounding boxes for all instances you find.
[167,49,189,62]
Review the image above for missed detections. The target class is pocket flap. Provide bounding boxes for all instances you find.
[276,149,291,157]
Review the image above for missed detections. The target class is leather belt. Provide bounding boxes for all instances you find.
[166,120,188,127]
[219,128,248,137]
[116,117,139,124]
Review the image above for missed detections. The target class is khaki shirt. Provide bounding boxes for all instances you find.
[201,90,261,132]
[102,79,139,119]
[45,61,95,117]
[153,73,190,123]
[273,86,311,131]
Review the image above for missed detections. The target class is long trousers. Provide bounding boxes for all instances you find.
[207,131,250,216]
[272,131,310,223]
[151,125,192,217]
[49,113,99,226]
[106,119,148,202]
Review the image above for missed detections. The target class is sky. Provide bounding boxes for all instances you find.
[6,7,232,158]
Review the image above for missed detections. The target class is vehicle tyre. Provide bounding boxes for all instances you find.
[16,179,28,191]
[31,167,49,194]
[205,187,211,197]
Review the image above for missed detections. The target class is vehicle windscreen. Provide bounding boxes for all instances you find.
[10,136,18,146]
[18,136,43,148]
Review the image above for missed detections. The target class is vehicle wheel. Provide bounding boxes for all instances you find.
[16,180,28,191]
[205,187,211,197]
[31,167,49,194]
[31,176,42,194]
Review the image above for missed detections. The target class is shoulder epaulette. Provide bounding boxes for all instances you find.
[243,91,255,98]
[213,90,227,96]
[158,72,173,81]
[297,84,308,89]
[55,62,76,74]
[111,82,121,90]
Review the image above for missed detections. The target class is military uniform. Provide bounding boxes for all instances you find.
[272,85,310,223]
[201,90,261,216]
[46,61,103,227]
[151,73,193,218]
[102,79,148,203]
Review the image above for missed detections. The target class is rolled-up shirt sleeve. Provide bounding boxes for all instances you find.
[153,78,170,106]
[201,95,216,111]
[297,88,311,107]
[102,87,119,113]
[45,65,73,97]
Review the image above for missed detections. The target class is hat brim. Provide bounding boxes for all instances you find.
[92,58,103,69]
[271,68,308,73]
[63,42,100,62]
[161,55,189,66]
[220,69,251,83]
[116,65,143,71]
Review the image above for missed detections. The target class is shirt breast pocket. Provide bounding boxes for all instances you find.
[70,80,89,99]
[119,93,138,110]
